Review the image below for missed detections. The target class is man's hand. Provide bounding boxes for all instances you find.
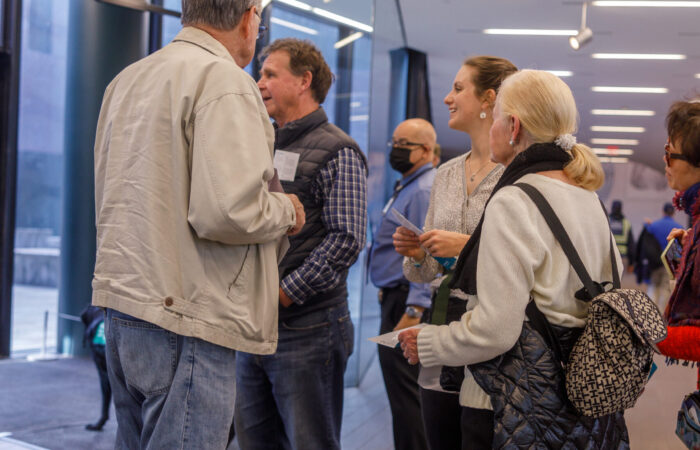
[393,313,421,332]
[279,287,294,307]
[285,194,305,236]
[398,327,421,365]
[418,230,469,258]
[392,226,426,260]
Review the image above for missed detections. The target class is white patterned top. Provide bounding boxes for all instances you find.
[402,151,503,299]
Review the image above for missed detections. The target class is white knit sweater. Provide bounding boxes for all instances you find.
[416,173,623,409]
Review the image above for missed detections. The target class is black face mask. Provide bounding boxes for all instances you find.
[389,147,415,174]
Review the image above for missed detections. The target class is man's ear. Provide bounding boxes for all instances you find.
[240,7,255,40]
[300,70,312,91]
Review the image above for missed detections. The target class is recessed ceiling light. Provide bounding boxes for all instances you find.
[592,53,686,60]
[591,138,640,145]
[334,32,364,49]
[591,109,655,116]
[591,126,646,132]
[593,1,700,6]
[593,148,635,156]
[483,29,577,36]
[546,70,574,77]
[695,73,700,79]
[270,17,318,35]
[591,86,669,93]
[598,157,630,163]
[276,0,312,10]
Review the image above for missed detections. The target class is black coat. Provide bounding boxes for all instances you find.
[634,227,663,284]
[469,321,630,449]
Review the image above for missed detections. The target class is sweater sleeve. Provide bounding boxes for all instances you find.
[418,188,546,367]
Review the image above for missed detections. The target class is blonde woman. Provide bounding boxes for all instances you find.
[399,70,629,448]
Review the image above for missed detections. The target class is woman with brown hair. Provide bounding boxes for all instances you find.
[392,56,517,449]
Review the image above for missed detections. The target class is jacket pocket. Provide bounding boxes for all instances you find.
[227,244,251,298]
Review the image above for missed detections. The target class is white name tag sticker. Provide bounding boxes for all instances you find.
[273,150,300,182]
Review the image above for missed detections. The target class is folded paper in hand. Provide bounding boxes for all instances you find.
[368,323,427,348]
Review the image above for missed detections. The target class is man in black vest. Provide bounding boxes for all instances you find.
[235,38,367,450]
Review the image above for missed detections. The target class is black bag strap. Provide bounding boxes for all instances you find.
[514,183,620,299]
[525,300,566,366]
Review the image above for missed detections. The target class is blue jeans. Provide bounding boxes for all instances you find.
[105,309,236,449]
[234,303,354,450]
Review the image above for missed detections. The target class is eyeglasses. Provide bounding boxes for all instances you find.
[250,7,267,40]
[387,140,426,149]
[664,141,689,165]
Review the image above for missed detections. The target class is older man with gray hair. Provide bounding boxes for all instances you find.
[92,0,305,448]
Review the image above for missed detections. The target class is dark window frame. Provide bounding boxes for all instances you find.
[0,0,22,358]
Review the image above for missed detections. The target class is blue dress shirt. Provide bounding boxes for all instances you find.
[369,162,435,308]
[647,216,683,249]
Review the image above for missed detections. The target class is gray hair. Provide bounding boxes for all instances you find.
[181,0,261,30]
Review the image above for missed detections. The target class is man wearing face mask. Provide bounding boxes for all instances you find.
[368,118,436,450]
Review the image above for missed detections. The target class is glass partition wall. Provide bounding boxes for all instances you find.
[10,0,69,355]
[4,0,393,387]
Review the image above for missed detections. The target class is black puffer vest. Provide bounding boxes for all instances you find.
[276,108,366,320]
[469,320,630,449]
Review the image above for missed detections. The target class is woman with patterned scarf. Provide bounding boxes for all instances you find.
[657,100,700,363]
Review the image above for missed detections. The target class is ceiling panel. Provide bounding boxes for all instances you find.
[397,0,700,171]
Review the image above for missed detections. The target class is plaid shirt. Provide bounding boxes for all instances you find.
[281,147,367,304]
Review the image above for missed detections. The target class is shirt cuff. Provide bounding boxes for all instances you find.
[417,325,442,367]
[406,283,432,309]
[280,275,312,305]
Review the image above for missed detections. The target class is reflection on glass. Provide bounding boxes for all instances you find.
[161,0,182,45]
[12,0,69,354]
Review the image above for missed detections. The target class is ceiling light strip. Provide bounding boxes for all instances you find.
[272,1,374,33]
[593,1,700,6]
[334,32,364,49]
[591,86,669,93]
[591,126,646,132]
[276,0,312,11]
[546,70,574,77]
[592,53,686,60]
[593,148,635,156]
[591,138,640,145]
[270,17,318,35]
[312,7,373,32]
[591,109,655,116]
[598,157,630,163]
[483,29,577,36]
[262,0,272,9]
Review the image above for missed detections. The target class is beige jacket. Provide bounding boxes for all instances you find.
[92,27,295,354]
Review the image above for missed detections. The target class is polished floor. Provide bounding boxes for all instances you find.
[1,275,695,450]
[0,349,696,450]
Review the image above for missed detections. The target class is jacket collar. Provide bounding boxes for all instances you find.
[171,26,235,63]
[274,108,328,148]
